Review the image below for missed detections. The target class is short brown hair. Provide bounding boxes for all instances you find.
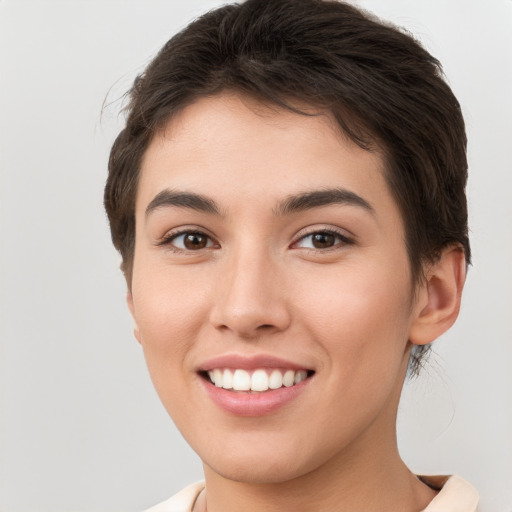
[105,0,470,372]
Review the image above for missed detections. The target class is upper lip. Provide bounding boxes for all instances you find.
[197,354,312,372]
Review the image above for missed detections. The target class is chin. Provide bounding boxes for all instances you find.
[196,431,340,485]
[204,454,313,485]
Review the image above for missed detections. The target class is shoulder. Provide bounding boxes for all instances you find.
[142,482,205,512]
[420,475,479,512]
[142,476,478,512]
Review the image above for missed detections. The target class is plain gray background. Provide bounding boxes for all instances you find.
[1,1,511,511]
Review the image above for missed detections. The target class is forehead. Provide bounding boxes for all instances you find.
[137,92,397,221]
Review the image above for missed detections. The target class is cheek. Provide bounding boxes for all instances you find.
[292,265,413,445]
[131,262,212,374]
[131,275,210,420]
[297,260,413,374]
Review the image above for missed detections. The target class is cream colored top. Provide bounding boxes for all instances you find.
[143,475,479,512]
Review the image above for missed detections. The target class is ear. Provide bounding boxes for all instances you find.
[409,246,467,346]
[126,291,142,344]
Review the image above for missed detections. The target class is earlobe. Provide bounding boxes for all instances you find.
[126,291,142,344]
[409,246,467,346]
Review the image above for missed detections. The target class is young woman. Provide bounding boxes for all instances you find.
[105,1,478,510]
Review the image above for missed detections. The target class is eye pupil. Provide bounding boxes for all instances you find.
[312,233,335,248]
[184,233,207,250]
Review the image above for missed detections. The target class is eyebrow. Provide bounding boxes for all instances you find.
[276,188,374,216]
[145,187,374,218]
[145,190,221,216]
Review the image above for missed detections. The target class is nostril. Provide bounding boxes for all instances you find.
[209,296,291,337]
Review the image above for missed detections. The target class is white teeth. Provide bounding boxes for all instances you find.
[207,368,310,392]
[222,369,233,389]
[213,368,223,388]
[251,369,269,392]
[268,369,283,389]
[232,369,251,391]
[282,370,295,387]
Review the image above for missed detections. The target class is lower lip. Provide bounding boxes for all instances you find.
[199,376,311,417]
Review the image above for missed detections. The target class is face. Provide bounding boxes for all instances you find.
[129,93,422,484]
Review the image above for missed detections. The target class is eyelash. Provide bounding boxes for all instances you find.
[157,228,354,254]
[292,228,354,251]
[157,227,353,253]
[157,229,218,253]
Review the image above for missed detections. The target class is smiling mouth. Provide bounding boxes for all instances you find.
[200,368,315,393]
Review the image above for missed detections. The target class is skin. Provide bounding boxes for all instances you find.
[127,92,466,512]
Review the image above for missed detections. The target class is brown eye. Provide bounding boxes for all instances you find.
[294,230,352,250]
[183,233,208,250]
[166,231,215,251]
[311,233,336,249]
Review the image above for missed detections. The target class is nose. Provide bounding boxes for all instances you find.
[209,247,291,339]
